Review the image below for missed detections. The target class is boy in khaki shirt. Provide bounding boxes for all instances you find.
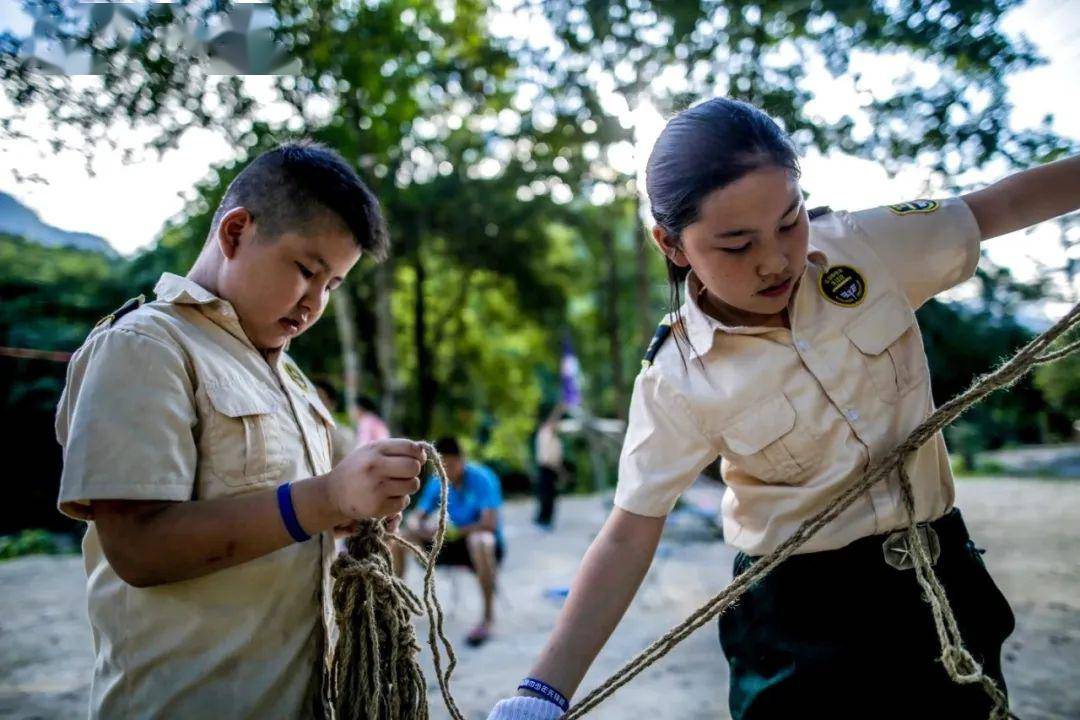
[56,141,425,719]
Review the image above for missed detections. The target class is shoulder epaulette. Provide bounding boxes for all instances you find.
[641,318,673,369]
[94,294,146,329]
[808,206,832,220]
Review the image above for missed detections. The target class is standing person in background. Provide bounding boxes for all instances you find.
[355,395,390,446]
[314,380,357,467]
[534,402,566,530]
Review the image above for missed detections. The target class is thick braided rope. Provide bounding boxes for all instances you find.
[895,461,1015,720]
[329,522,429,719]
[328,442,466,720]
[562,301,1080,719]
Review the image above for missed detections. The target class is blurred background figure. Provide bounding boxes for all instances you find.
[354,394,390,447]
[534,402,566,531]
[314,380,357,467]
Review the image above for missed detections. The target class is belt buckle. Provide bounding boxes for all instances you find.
[882,524,941,570]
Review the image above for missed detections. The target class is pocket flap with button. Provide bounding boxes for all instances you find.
[202,381,282,486]
[205,381,275,418]
[844,292,914,356]
[722,394,796,455]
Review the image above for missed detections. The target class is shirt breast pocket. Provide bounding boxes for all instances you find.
[202,381,286,488]
[720,393,822,484]
[844,292,927,403]
[305,395,337,474]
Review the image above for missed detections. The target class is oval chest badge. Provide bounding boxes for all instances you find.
[819,265,867,307]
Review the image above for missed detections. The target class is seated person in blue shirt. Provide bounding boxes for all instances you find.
[393,436,505,646]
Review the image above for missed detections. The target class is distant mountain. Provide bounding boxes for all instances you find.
[0,191,117,256]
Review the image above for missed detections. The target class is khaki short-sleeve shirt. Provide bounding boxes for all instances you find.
[615,198,981,556]
[56,273,339,719]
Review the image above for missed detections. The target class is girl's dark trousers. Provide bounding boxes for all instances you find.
[719,509,1015,719]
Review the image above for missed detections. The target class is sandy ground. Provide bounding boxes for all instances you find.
[980,443,1080,478]
[1,477,1077,719]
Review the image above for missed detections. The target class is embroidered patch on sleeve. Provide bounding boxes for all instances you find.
[887,199,939,215]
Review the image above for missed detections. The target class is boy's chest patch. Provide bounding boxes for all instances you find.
[283,361,308,390]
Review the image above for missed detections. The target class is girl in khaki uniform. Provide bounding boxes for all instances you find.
[488,99,1080,719]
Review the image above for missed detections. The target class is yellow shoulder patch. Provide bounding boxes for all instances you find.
[887,199,939,215]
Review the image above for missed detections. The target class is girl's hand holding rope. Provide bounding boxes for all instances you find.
[488,696,565,720]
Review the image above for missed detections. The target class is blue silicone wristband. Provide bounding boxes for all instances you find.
[277,482,311,542]
[517,678,569,712]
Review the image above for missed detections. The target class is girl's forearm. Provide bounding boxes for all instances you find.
[523,508,666,700]
[963,154,1080,240]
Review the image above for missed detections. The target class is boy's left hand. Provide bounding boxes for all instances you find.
[333,513,403,538]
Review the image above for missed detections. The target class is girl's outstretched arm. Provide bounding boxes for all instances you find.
[962,154,1080,241]
[489,507,666,718]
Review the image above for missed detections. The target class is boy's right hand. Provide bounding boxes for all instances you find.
[327,439,426,521]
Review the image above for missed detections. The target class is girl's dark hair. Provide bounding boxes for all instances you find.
[645,98,800,358]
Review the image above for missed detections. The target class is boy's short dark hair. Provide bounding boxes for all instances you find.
[356,395,379,413]
[211,140,389,260]
[434,437,462,458]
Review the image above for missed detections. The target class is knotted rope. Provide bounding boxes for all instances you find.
[328,443,466,720]
[327,302,1079,720]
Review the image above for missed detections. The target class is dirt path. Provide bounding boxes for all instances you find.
[1,477,1077,719]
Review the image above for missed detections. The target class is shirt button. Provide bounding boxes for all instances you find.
[846,408,860,422]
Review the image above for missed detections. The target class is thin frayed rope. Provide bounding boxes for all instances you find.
[562,302,1079,719]
[329,303,1079,720]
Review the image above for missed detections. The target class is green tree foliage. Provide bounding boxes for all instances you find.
[541,0,1071,170]
[0,235,128,533]
[2,1,1078,533]
[1034,328,1080,429]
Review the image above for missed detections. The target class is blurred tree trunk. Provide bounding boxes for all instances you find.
[634,199,653,350]
[374,259,398,430]
[331,289,360,422]
[412,245,435,437]
[602,226,626,418]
